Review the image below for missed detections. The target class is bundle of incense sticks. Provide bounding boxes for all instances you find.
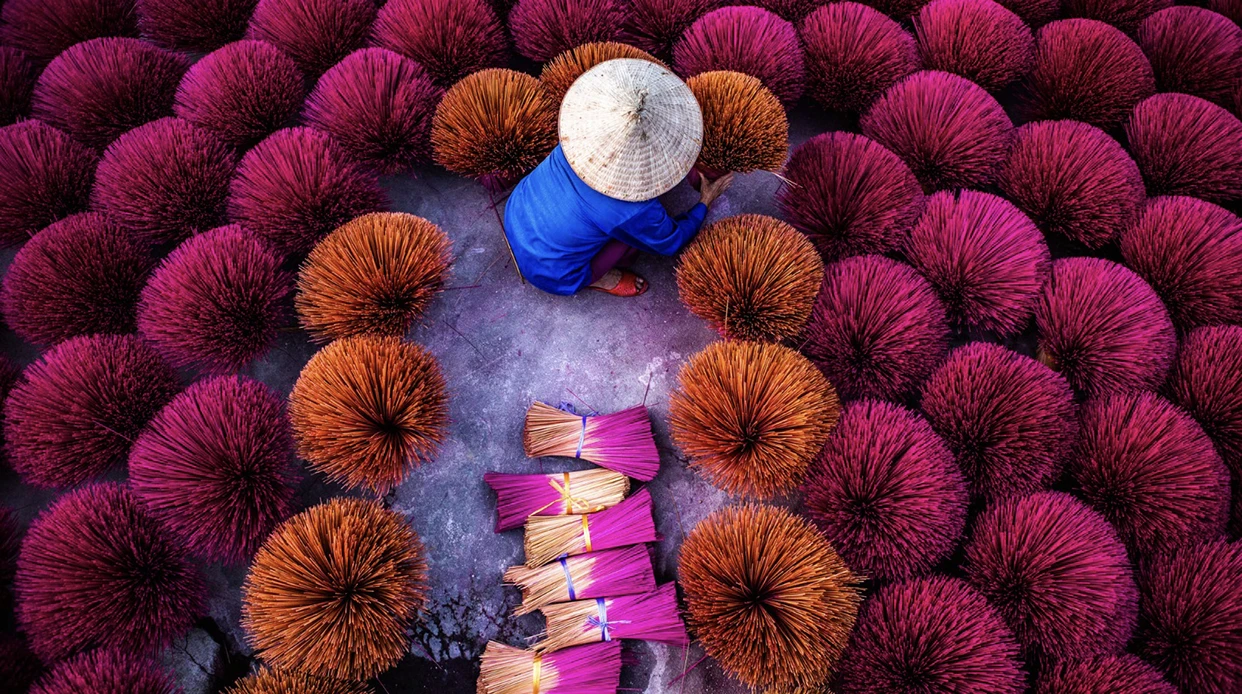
[523,402,661,481]
[503,545,655,616]
[484,469,630,532]
[535,582,689,653]
[524,488,658,567]
[477,640,622,694]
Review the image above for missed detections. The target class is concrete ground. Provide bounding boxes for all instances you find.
[0,111,839,692]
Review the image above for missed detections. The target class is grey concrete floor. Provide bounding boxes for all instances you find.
[0,111,838,692]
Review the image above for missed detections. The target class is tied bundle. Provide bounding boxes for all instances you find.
[536,582,688,653]
[484,469,630,532]
[524,488,658,567]
[503,545,655,616]
[477,641,621,694]
[523,402,661,480]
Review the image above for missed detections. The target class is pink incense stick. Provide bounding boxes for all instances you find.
[504,545,656,616]
[478,640,622,694]
[524,402,661,480]
[536,582,689,652]
[524,488,659,567]
[485,468,629,532]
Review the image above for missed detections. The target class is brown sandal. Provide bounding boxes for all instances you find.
[589,269,649,297]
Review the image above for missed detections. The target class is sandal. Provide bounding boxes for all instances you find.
[589,269,649,297]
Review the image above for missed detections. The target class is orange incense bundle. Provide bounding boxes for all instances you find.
[523,401,660,480]
[478,640,621,694]
[503,545,655,616]
[524,488,657,567]
[535,582,688,653]
[484,468,629,532]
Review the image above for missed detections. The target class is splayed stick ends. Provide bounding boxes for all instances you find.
[228,127,386,257]
[0,0,138,63]
[803,399,967,581]
[297,212,452,343]
[904,189,1049,336]
[622,0,718,58]
[129,376,299,564]
[674,6,804,107]
[998,120,1144,249]
[964,491,1138,664]
[0,120,95,246]
[686,71,787,174]
[523,488,657,567]
[778,131,924,261]
[174,40,305,150]
[0,48,36,126]
[31,648,178,694]
[431,69,558,192]
[92,117,236,244]
[675,214,821,342]
[138,225,290,372]
[1125,93,1242,205]
[305,48,442,175]
[1167,325,1242,475]
[804,254,949,401]
[289,335,447,494]
[800,3,918,114]
[1120,196,1242,330]
[484,469,630,532]
[225,670,371,694]
[670,341,840,498]
[523,402,660,480]
[541,42,666,105]
[31,37,187,150]
[1061,0,1171,34]
[1138,6,1242,109]
[861,70,1013,191]
[835,577,1026,694]
[5,335,178,488]
[1,213,152,346]
[15,483,205,661]
[1035,257,1175,397]
[509,0,630,62]
[138,0,254,52]
[242,499,427,681]
[921,342,1077,502]
[1024,19,1155,129]
[914,0,1034,92]
[1034,654,1177,694]
[680,504,862,692]
[372,0,509,87]
[246,0,374,78]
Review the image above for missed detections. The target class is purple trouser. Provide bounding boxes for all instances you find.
[589,240,640,283]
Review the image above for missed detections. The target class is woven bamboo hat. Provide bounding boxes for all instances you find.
[559,58,703,202]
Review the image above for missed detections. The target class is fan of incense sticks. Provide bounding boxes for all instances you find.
[523,402,661,480]
[524,488,657,567]
[484,469,629,532]
[535,582,687,653]
[478,640,621,694]
[503,545,655,616]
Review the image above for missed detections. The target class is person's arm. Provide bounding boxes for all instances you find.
[609,173,735,256]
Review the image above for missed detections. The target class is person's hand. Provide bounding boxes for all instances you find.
[698,172,734,207]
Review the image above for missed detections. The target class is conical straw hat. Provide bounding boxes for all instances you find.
[560,59,703,202]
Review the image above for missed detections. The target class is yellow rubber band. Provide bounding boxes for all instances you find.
[562,472,571,514]
[581,515,593,553]
[532,654,542,694]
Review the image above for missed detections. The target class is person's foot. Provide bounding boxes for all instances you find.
[588,268,648,296]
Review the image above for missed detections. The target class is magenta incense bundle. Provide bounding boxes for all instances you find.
[503,545,655,616]
[536,582,688,653]
[524,488,658,567]
[478,640,621,694]
[523,401,661,480]
[485,469,629,532]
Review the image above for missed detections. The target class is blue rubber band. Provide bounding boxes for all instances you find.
[560,557,577,601]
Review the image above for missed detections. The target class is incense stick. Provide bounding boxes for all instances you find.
[503,545,655,616]
[524,488,658,567]
[535,582,689,653]
[477,640,621,694]
[484,469,630,532]
[523,402,661,480]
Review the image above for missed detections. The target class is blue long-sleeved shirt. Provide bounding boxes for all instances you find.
[503,145,707,295]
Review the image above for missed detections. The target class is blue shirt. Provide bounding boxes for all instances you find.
[503,145,708,295]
